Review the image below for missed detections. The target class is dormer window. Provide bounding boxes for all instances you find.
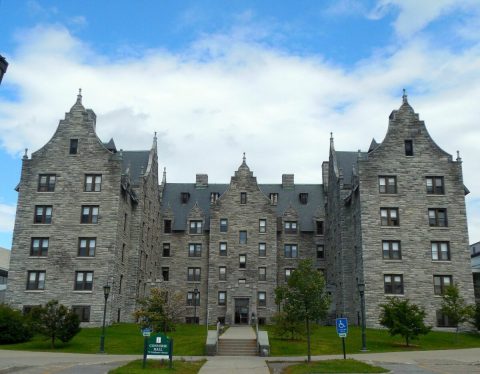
[189,220,202,234]
[269,193,278,205]
[404,140,413,156]
[181,192,190,204]
[299,193,308,204]
[210,192,220,203]
[316,221,324,235]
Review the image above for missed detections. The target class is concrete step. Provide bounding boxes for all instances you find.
[218,339,258,356]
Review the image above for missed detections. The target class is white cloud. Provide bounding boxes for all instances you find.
[0,204,15,233]
[1,23,480,242]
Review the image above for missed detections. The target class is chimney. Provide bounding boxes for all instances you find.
[282,174,294,190]
[196,174,208,189]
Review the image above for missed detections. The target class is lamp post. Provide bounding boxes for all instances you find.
[357,282,367,352]
[193,287,199,324]
[99,283,111,353]
[0,55,8,84]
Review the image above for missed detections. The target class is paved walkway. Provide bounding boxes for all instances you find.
[219,326,256,340]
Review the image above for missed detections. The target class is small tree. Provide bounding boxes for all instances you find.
[133,287,185,333]
[34,300,80,348]
[440,284,474,335]
[379,297,431,346]
[271,311,305,340]
[0,304,33,344]
[274,259,330,362]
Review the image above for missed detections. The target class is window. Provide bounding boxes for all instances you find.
[316,221,324,235]
[239,231,247,244]
[428,208,447,227]
[285,268,294,281]
[38,174,56,192]
[26,270,45,290]
[379,176,397,194]
[181,192,190,203]
[119,275,123,294]
[284,244,298,258]
[258,267,266,281]
[164,219,172,233]
[269,193,278,205]
[210,192,220,203]
[124,213,128,231]
[240,192,247,204]
[162,267,169,281]
[75,271,93,290]
[258,243,266,257]
[436,310,455,327]
[188,243,202,257]
[72,306,90,322]
[187,291,200,306]
[426,176,444,194]
[78,238,96,257]
[187,267,201,281]
[431,242,450,261]
[220,219,228,232]
[259,219,266,233]
[121,243,125,262]
[84,174,102,192]
[239,254,247,269]
[219,266,226,281]
[404,139,413,156]
[30,238,49,256]
[81,205,99,224]
[258,291,266,307]
[316,245,325,259]
[69,139,78,154]
[434,275,452,295]
[189,220,202,234]
[382,240,401,260]
[284,221,298,234]
[218,291,226,305]
[34,205,52,224]
[380,208,399,226]
[299,193,308,204]
[238,278,246,284]
[384,274,403,294]
[219,242,227,256]
[162,243,170,257]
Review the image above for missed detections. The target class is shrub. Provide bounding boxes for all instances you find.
[0,304,33,344]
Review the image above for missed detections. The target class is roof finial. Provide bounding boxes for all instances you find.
[76,88,82,104]
[456,150,462,162]
[402,88,408,104]
[162,167,167,184]
[242,152,246,163]
[330,132,334,149]
[23,148,28,160]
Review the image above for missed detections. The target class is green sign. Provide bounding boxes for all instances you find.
[146,333,172,359]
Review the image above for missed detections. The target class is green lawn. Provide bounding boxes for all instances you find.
[280,359,388,373]
[0,323,207,355]
[109,359,206,374]
[263,325,480,356]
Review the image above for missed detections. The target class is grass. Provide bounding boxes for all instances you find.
[262,325,480,356]
[109,359,206,374]
[280,359,388,373]
[0,323,207,355]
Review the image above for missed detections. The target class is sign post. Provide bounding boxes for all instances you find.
[335,318,348,359]
[141,328,152,369]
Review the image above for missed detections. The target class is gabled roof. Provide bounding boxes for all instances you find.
[161,183,325,231]
[122,151,150,184]
[335,151,366,185]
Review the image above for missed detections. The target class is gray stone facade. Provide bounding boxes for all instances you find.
[5,92,474,328]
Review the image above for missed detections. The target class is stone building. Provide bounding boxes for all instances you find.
[5,92,474,328]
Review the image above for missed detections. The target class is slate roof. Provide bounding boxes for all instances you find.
[161,183,325,232]
[122,151,150,184]
[335,151,366,185]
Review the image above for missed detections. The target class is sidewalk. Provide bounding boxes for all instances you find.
[219,326,257,340]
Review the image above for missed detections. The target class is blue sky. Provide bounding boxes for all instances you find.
[1,0,480,249]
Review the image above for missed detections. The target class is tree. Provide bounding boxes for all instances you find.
[34,300,81,348]
[274,259,330,362]
[271,311,306,340]
[133,287,186,333]
[379,297,431,346]
[0,304,33,344]
[440,284,474,335]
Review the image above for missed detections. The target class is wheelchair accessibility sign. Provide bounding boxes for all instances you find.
[336,318,348,338]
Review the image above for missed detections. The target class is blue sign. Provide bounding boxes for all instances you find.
[336,318,348,337]
[142,327,152,337]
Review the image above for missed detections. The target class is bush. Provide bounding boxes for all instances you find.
[0,304,33,344]
[271,311,305,340]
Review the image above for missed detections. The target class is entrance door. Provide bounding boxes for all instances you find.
[234,298,249,324]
